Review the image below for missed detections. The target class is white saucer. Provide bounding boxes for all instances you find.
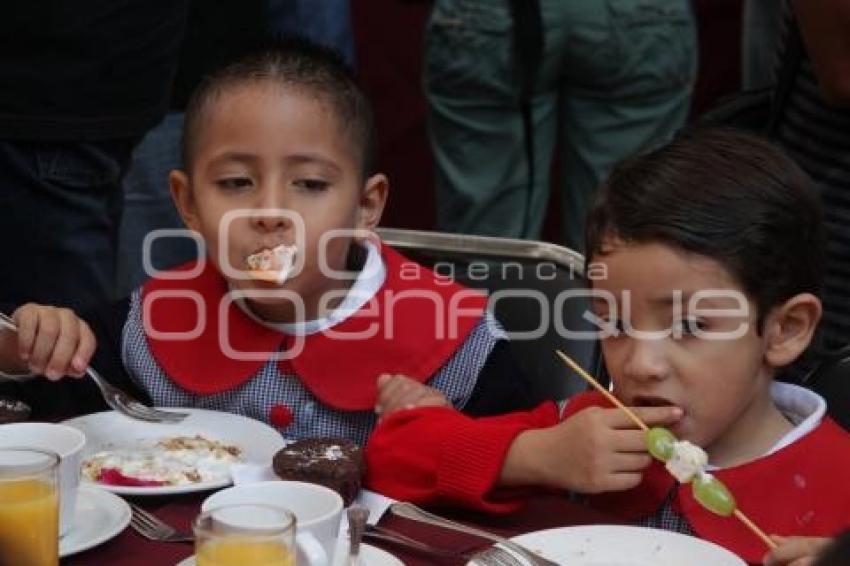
[60,485,131,557]
[334,541,403,566]
[176,542,403,566]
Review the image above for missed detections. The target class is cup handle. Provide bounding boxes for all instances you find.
[296,532,329,566]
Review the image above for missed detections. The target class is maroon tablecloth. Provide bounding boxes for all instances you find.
[62,492,619,565]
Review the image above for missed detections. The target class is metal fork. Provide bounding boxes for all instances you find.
[129,504,194,543]
[0,311,187,423]
[390,502,559,566]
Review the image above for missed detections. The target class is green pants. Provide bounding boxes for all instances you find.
[425,0,697,250]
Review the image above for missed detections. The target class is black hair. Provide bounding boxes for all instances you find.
[182,37,377,179]
[585,127,824,330]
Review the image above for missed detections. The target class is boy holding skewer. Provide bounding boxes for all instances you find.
[367,129,850,564]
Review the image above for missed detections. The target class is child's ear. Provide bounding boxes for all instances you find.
[169,169,201,232]
[356,173,388,235]
[763,293,822,367]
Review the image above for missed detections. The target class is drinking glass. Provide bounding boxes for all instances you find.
[0,448,60,566]
[194,503,297,566]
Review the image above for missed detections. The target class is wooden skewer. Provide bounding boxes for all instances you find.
[555,349,778,550]
[734,509,777,549]
[555,350,648,431]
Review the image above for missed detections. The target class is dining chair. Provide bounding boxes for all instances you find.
[377,227,603,404]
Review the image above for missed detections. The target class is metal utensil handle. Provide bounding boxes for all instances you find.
[0,313,37,380]
[390,503,544,564]
[0,312,16,331]
[347,505,370,566]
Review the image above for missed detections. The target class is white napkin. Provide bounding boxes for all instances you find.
[229,462,394,526]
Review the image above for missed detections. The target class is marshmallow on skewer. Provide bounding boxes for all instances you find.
[665,440,709,483]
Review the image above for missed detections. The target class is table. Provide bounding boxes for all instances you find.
[63,492,619,565]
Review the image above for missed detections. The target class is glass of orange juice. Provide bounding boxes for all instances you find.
[0,448,60,566]
[194,504,297,566]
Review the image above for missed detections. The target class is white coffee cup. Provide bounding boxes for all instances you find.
[0,422,86,535]
[202,480,343,565]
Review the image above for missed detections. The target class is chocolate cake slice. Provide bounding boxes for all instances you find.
[272,438,364,505]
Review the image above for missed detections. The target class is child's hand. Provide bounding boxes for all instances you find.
[502,405,683,493]
[763,536,832,566]
[375,374,450,418]
[2,304,95,380]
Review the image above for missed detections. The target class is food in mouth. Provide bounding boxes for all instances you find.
[246,244,298,284]
[81,435,242,487]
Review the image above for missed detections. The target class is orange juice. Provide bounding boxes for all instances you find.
[196,538,294,566]
[0,479,59,566]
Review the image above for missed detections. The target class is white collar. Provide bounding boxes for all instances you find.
[765,381,826,455]
[237,240,387,336]
[705,381,825,471]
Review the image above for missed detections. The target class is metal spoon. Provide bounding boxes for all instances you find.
[346,505,370,566]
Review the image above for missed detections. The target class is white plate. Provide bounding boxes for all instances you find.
[466,525,746,566]
[62,408,286,496]
[176,542,403,566]
[60,485,131,557]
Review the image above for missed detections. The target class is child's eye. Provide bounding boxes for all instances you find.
[294,179,330,192]
[216,177,253,190]
[594,315,624,337]
[671,318,706,338]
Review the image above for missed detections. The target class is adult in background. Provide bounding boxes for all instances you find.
[116,0,266,295]
[0,0,189,312]
[772,0,850,354]
[425,0,697,250]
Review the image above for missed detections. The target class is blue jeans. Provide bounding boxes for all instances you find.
[267,0,355,66]
[426,0,697,250]
[117,112,197,296]
[0,139,133,311]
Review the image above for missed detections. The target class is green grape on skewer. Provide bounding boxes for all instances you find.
[646,427,677,462]
[692,473,737,517]
[645,427,737,517]
[641,424,775,548]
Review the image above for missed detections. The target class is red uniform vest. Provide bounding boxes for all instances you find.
[141,245,487,411]
[564,392,850,564]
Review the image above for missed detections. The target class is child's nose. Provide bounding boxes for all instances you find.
[250,187,295,231]
[251,211,291,232]
[620,337,670,383]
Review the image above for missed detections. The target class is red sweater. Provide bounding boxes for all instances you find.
[366,392,850,563]
[366,402,559,513]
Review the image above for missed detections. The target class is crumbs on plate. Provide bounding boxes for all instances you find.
[81,435,242,487]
